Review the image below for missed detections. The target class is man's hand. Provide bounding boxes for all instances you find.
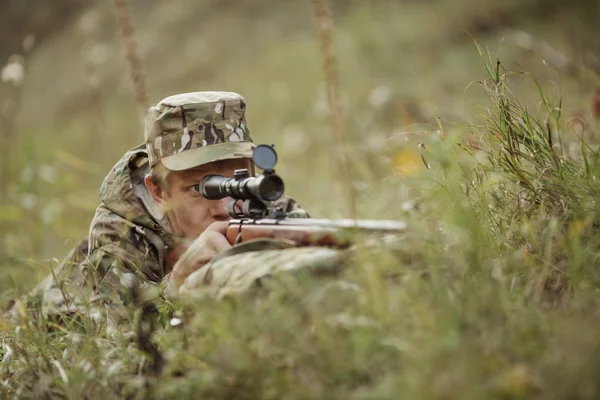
[170,221,231,289]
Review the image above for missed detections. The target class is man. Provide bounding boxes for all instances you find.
[13,91,316,328]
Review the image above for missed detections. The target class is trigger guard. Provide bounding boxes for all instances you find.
[235,219,244,245]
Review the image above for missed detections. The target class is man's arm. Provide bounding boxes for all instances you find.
[166,196,309,290]
[168,221,231,289]
[8,212,167,331]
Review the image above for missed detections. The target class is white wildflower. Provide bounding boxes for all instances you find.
[90,310,102,323]
[39,165,57,183]
[401,201,415,212]
[78,10,101,35]
[20,193,38,210]
[368,85,392,109]
[1,55,25,86]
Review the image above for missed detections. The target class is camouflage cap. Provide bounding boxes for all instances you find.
[145,91,255,171]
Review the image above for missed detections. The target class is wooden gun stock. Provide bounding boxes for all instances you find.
[224,218,406,248]
[226,224,346,247]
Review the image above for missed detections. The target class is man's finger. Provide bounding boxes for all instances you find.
[206,220,230,235]
[207,230,232,253]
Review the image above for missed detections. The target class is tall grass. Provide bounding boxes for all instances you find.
[460,46,600,303]
[311,0,357,219]
[2,53,600,398]
[2,1,600,397]
[113,0,148,116]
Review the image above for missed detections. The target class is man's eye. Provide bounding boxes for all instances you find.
[190,184,201,193]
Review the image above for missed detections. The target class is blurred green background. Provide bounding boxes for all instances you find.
[0,0,598,296]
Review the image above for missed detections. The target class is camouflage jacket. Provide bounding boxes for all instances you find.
[12,144,308,330]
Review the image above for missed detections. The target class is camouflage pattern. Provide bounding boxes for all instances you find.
[180,239,346,299]
[6,91,320,330]
[145,92,256,171]
[12,145,177,330]
[10,145,309,330]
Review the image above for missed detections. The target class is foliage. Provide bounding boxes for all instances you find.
[2,55,600,397]
[1,1,600,398]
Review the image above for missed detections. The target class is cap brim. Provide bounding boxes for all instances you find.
[161,142,255,171]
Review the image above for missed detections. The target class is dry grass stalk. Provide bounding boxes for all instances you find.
[311,0,357,218]
[0,96,17,204]
[85,64,106,152]
[0,53,26,204]
[113,0,149,115]
[80,21,107,153]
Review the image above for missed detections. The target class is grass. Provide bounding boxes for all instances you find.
[2,58,600,398]
[2,0,600,398]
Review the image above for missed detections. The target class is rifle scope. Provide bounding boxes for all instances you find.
[199,170,284,202]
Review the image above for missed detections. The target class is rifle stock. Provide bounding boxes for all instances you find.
[225,218,406,248]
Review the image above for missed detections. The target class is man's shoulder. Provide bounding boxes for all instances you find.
[103,144,149,187]
[96,144,163,230]
[89,144,173,274]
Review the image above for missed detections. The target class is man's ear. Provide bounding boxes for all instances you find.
[145,174,167,207]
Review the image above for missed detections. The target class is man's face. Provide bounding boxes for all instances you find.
[148,158,252,239]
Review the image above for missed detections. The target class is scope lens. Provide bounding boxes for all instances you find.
[259,175,284,201]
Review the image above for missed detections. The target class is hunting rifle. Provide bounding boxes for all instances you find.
[198,145,406,248]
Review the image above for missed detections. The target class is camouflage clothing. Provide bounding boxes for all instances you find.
[8,91,345,330]
[180,239,346,299]
[15,145,308,329]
